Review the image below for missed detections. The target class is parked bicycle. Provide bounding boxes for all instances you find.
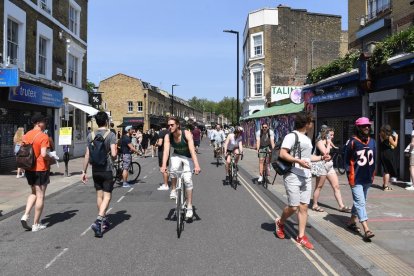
[227,152,243,190]
[112,153,141,183]
[330,147,346,175]
[169,170,193,238]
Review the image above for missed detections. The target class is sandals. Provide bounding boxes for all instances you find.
[364,230,375,239]
[383,186,393,191]
[339,206,351,213]
[312,206,324,212]
[346,223,361,233]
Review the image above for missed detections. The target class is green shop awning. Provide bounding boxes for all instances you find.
[244,103,304,120]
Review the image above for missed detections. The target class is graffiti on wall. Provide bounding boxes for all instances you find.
[242,114,296,148]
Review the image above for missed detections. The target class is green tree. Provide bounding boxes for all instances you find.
[86,80,96,93]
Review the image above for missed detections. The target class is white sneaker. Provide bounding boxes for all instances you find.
[391,177,397,182]
[405,186,414,191]
[170,190,177,200]
[185,208,193,219]
[32,224,47,232]
[20,214,31,230]
[122,183,131,188]
[258,176,263,182]
[157,185,169,191]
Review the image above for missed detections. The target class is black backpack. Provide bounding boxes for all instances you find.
[271,132,300,175]
[16,132,42,170]
[88,130,111,167]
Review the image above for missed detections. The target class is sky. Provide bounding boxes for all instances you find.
[87,1,348,102]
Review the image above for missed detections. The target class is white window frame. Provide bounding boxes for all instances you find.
[67,54,78,86]
[137,101,143,112]
[66,40,86,88]
[3,1,26,70]
[250,64,264,98]
[36,21,53,79]
[69,0,81,36]
[38,0,52,15]
[127,101,133,113]
[250,32,263,59]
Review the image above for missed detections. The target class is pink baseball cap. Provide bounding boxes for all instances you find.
[355,117,372,126]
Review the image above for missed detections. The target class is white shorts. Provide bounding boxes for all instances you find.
[283,173,312,206]
[170,154,194,190]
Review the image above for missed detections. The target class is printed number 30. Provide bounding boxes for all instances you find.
[356,149,374,166]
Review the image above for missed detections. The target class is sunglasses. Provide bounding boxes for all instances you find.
[262,126,268,129]
[168,124,175,127]
[360,125,371,128]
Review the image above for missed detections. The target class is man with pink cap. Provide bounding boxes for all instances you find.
[344,117,376,240]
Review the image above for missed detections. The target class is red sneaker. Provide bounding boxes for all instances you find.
[296,235,314,250]
[275,218,285,239]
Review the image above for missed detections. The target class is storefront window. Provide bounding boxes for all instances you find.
[74,108,85,141]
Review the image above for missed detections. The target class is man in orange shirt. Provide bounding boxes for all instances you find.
[20,114,51,232]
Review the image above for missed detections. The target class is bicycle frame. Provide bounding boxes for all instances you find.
[169,170,192,238]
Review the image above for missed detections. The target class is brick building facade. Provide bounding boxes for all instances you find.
[242,6,343,118]
[0,0,90,171]
[99,74,203,132]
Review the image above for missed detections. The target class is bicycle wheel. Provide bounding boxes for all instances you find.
[263,162,268,189]
[127,162,141,183]
[233,164,238,190]
[176,187,182,238]
[228,163,233,188]
[336,154,346,175]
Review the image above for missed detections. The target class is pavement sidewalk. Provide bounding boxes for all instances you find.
[0,158,88,220]
[239,148,414,275]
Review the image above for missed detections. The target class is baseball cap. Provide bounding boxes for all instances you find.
[31,114,48,124]
[125,125,133,131]
[355,117,372,126]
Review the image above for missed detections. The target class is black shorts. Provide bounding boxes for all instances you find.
[194,140,200,147]
[158,152,170,167]
[26,171,50,186]
[92,171,114,193]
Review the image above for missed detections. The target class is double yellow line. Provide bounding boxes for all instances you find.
[238,175,339,276]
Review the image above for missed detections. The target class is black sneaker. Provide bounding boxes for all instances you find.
[91,219,103,238]
[102,218,111,231]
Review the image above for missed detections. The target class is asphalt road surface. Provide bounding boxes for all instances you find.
[0,142,359,275]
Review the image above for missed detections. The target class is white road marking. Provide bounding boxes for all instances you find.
[80,208,113,236]
[45,248,68,269]
[117,196,125,203]
[143,175,148,179]
[127,188,134,193]
[239,175,338,276]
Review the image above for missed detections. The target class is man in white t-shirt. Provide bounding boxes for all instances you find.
[274,112,330,250]
[407,120,414,191]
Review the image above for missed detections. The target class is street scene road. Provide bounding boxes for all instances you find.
[1,141,357,276]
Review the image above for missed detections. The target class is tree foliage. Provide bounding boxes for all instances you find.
[187,96,241,125]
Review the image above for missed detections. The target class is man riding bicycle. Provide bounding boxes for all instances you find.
[223,126,244,182]
[160,117,201,219]
[211,124,225,158]
[256,122,275,182]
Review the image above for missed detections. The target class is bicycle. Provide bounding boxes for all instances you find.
[169,170,193,238]
[259,150,271,189]
[330,147,345,175]
[112,153,141,183]
[227,152,243,190]
[214,143,223,167]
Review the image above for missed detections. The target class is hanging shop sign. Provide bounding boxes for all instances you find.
[9,82,63,108]
[0,68,19,87]
[271,86,302,103]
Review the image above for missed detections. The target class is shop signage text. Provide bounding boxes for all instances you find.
[123,117,144,124]
[309,87,359,104]
[271,86,301,103]
[59,127,72,145]
[0,68,19,87]
[9,82,63,108]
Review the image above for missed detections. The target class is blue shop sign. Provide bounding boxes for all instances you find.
[8,82,63,108]
[310,87,359,104]
[0,68,19,87]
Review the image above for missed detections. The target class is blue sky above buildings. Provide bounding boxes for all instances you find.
[88,1,348,101]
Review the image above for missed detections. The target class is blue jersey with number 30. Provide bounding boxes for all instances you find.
[344,136,376,186]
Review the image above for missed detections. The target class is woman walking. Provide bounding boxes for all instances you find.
[312,127,350,212]
[379,125,398,190]
[13,127,25,178]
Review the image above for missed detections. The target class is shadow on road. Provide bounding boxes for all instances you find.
[165,206,201,223]
[261,221,292,239]
[105,210,131,233]
[42,209,78,227]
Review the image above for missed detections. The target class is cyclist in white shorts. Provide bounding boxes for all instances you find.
[223,126,244,182]
[160,117,201,219]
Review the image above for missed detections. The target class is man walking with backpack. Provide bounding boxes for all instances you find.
[20,114,52,232]
[274,112,330,250]
[256,122,275,182]
[81,111,117,238]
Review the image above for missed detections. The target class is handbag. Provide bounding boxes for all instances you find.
[272,132,300,175]
[310,161,325,177]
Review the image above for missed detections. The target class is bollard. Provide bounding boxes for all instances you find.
[63,145,70,177]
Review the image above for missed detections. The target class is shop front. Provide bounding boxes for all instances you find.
[60,83,99,159]
[0,81,62,172]
[120,117,145,130]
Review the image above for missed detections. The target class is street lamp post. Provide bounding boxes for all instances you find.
[223,29,239,125]
[171,84,179,116]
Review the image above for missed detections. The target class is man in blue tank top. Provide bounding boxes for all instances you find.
[161,117,201,219]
